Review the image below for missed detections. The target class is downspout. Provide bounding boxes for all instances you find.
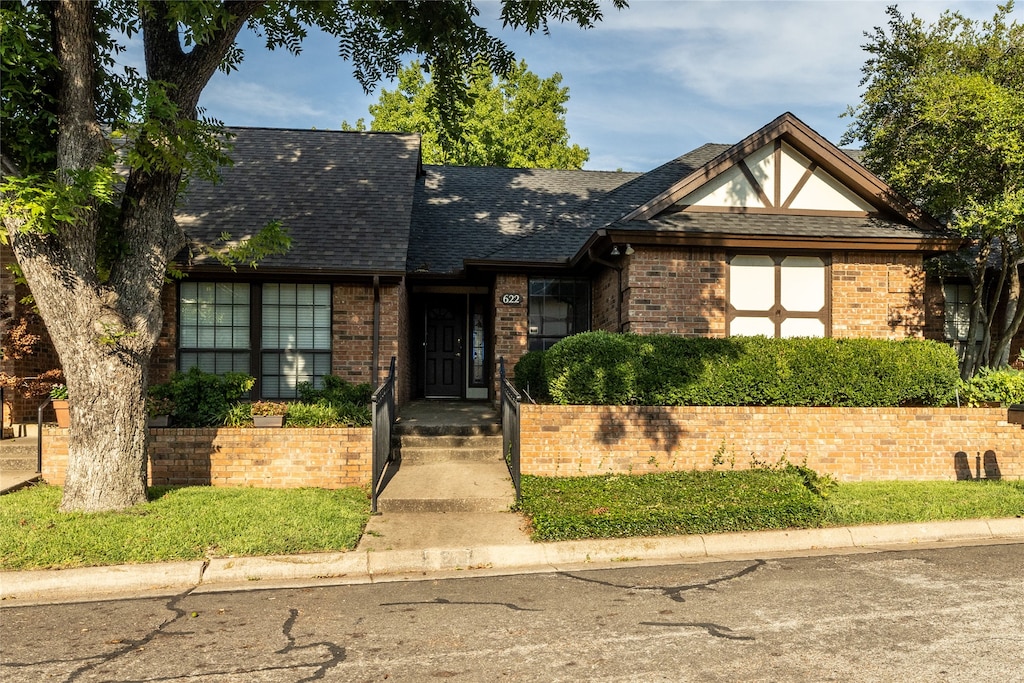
[372,276,380,388]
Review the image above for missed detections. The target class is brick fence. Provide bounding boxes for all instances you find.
[42,427,372,489]
[520,405,1023,481]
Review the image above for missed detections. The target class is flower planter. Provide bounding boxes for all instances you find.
[148,414,171,428]
[51,399,70,428]
[253,415,284,428]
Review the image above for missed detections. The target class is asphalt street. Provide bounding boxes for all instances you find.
[2,541,1022,682]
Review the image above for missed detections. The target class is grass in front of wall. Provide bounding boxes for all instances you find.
[825,480,1024,526]
[0,484,371,571]
[519,472,1024,542]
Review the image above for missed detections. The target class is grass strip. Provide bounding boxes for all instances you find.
[519,472,1024,542]
[825,480,1024,526]
[519,470,829,541]
[0,484,370,571]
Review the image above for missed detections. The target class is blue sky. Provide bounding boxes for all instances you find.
[179,1,1014,172]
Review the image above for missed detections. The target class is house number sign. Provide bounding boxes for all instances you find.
[501,293,522,305]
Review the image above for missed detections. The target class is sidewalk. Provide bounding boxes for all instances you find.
[3,516,1022,606]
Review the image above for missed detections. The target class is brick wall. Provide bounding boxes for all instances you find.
[831,252,926,339]
[41,426,372,489]
[621,247,728,337]
[520,404,1022,482]
[592,266,621,332]
[493,274,529,394]
[332,283,376,386]
[149,283,177,385]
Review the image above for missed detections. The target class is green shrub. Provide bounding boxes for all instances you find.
[152,368,255,427]
[958,367,1024,406]
[513,351,549,401]
[542,332,959,407]
[297,375,372,406]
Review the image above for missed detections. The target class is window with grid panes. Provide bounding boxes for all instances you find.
[178,282,251,375]
[527,278,590,351]
[261,283,332,398]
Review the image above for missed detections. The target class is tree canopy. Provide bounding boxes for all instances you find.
[345,59,589,169]
[843,2,1024,378]
[0,0,625,512]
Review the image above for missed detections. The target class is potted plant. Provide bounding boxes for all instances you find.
[49,384,70,428]
[147,396,175,427]
[251,400,287,428]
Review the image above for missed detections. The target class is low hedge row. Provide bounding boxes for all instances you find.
[516,332,960,407]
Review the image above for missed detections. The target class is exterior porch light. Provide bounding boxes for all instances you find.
[624,244,635,255]
[609,246,621,256]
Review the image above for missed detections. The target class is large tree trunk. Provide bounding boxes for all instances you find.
[0,1,259,511]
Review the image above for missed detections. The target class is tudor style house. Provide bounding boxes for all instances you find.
[2,113,968,420]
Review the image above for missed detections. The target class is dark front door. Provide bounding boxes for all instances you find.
[424,299,464,398]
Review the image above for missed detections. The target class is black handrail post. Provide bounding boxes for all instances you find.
[499,357,522,501]
[370,357,397,513]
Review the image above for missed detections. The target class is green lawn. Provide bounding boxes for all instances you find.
[2,474,1022,570]
[0,485,370,571]
[519,471,1024,542]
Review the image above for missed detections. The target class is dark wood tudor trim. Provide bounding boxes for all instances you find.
[622,112,944,232]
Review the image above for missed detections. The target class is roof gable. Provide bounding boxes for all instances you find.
[623,112,942,232]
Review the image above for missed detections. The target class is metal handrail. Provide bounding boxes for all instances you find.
[370,357,397,513]
[499,357,522,501]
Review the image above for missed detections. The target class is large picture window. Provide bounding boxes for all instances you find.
[528,278,590,351]
[728,255,829,337]
[261,284,332,398]
[178,282,332,398]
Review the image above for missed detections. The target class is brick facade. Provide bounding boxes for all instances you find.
[520,404,1022,482]
[41,426,371,489]
[831,252,926,339]
[621,247,728,336]
[493,273,529,394]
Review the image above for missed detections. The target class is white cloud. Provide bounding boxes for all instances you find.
[200,80,331,127]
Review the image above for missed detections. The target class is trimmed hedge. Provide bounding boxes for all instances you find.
[539,332,959,407]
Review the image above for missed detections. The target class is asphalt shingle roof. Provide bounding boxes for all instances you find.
[481,144,732,264]
[176,127,420,274]
[408,165,638,274]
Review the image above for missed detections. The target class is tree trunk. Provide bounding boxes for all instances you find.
[960,242,992,380]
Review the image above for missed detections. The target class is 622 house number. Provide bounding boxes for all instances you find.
[501,293,522,305]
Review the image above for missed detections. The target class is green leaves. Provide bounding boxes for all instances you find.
[539,333,961,407]
[0,165,118,239]
[354,59,589,169]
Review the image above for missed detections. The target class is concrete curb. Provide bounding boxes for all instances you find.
[3,518,1022,605]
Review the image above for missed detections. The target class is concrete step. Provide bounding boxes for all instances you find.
[1,438,37,471]
[397,446,503,464]
[376,461,515,513]
[394,422,501,437]
[395,434,502,450]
